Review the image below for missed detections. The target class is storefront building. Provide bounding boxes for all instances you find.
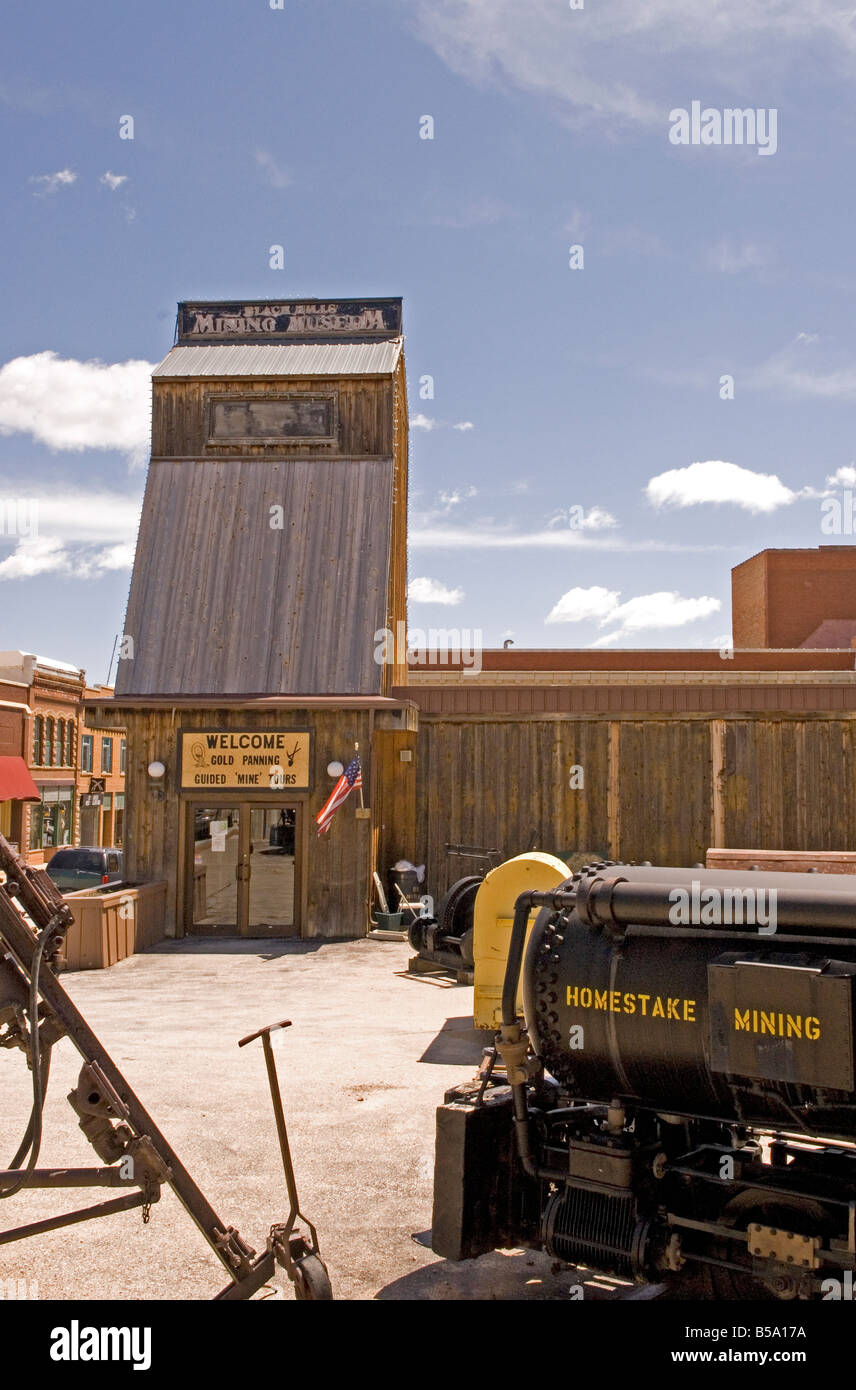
[77,686,126,848]
[90,299,412,938]
[0,655,126,861]
[0,672,41,848]
[8,653,84,862]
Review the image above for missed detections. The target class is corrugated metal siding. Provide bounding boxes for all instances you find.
[116,458,394,696]
[152,342,402,378]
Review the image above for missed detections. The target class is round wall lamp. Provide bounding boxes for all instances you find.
[326,761,344,779]
[147,760,166,779]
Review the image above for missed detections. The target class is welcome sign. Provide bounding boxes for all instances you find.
[179,730,312,790]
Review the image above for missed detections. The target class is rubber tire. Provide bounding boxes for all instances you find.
[293,1254,333,1301]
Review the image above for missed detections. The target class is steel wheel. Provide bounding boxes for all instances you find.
[705,1191,828,1300]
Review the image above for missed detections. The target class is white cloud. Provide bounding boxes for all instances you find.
[646,460,796,513]
[546,586,620,625]
[828,465,856,487]
[99,171,127,191]
[412,414,475,434]
[29,168,76,196]
[0,352,154,467]
[0,536,68,579]
[704,240,769,274]
[438,486,477,511]
[545,584,721,640]
[408,576,464,605]
[1,487,141,544]
[406,0,856,131]
[606,591,721,632]
[0,536,136,582]
[85,541,135,570]
[547,504,618,531]
[0,485,140,582]
[753,353,856,401]
[255,150,291,189]
[409,522,722,552]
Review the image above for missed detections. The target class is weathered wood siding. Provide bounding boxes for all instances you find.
[108,706,374,938]
[719,718,856,851]
[151,376,395,459]
[616,720,712,865]
[375,729,419,880]
[408,719,610,897]
[117,457,396,697]
[375,714,856,902]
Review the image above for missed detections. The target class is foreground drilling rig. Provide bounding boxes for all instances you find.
[0,834,331,1300]
[432,863,856,1299]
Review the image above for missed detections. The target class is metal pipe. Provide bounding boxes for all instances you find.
[0,1192,148,1245]
[500,892,536,1027]
[0,1167,140,1190]
[576,875,856,934]
[498,888,578,1180]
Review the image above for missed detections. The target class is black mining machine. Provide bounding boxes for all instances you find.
[0,834,331,1300]
[433,862,856,1300]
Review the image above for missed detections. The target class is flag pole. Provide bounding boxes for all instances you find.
[355,741,365,809]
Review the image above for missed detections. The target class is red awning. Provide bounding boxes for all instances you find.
[0,757,41,802]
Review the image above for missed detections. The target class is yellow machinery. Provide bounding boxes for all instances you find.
[472,852,570,1029]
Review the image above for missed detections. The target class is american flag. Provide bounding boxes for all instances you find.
[315,755,362,835]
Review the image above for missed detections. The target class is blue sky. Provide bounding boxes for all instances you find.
[2,0,856,678]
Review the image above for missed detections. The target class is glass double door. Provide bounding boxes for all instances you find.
[191,803,298,936]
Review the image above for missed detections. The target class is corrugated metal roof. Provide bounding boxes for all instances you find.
[152,341,402,378]
[116,458,394,697]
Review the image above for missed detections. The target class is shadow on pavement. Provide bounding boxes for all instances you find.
[144,937,332,958]
[375,1247,634,1301]
[418,1015,487,1066]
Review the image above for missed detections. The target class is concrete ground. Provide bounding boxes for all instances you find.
[0,937,640,1302]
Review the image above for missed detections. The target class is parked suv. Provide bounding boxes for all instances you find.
[46,847,123,892]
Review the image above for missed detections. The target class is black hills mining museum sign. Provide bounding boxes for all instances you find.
[179,730,312,791]
[177,299,402,343]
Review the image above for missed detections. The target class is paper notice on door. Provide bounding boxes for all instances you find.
[210,819,228,853]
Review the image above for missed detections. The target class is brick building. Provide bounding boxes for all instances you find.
[77,685,126,848]
[732,546,856,649]
[0,672,40,848]
[0,654,125,862]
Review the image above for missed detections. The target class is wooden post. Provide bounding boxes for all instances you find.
[710,719,726,851]
[607,721,620,859]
